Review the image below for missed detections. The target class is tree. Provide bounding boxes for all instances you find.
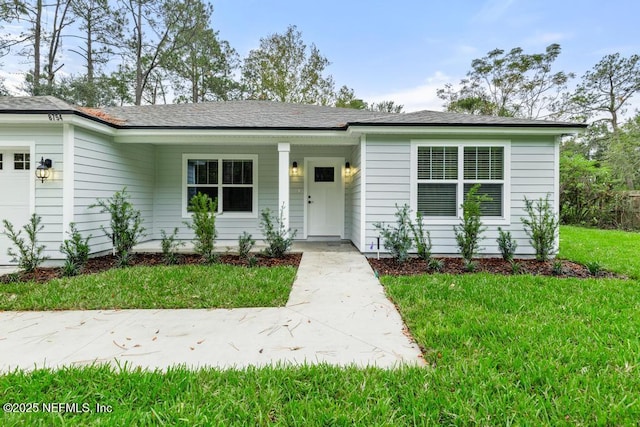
[368,100,404,113]
[604,113,640,189]
[568,53,640,132]
[119,0,204,105]
[69,0,124,106]
[334,85,366,109]
[241,25,335,105]
[438,44,572,119]
[165,0,239,103]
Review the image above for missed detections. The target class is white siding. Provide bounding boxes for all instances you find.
[347,143,362,250]
[363,135,557,256]
[73,128,155,255]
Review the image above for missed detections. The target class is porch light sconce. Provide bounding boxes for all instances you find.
[35,157,53,183]
[345,161,351,176]
[292,161,298,175]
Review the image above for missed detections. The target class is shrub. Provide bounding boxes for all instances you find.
[409,211,432,261]
[90,188,145,267]
[496,227,518,262]
[373,204,413,263]
[454,185,489,265]
[521,194,559,262]
[511,261,522,275]
[552,260,563,276]
[2,214,48,273]
[60,223,90,276]
[160,228,183,265]
[185,193,218,264]
[586,261,602,276]
[260,204,297,258]
[428,258,444,272]
[238,232,255,260]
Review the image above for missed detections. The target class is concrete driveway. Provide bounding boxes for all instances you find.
[0,243,425,371]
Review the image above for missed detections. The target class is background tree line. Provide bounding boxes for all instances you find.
[437,44,640,229]
[0,0,401,111]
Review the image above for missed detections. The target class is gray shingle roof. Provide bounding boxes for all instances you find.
[0,96,585,129]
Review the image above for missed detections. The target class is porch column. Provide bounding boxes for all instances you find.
[277,142,290,231]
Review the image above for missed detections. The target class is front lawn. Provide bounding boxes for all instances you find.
[0,264,297,310]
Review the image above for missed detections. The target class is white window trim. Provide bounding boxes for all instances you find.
[182,153,258,219]
[410,140,511,226]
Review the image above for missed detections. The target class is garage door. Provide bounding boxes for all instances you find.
[0,150,32,265]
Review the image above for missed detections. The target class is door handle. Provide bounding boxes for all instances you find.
[308,200,314,204]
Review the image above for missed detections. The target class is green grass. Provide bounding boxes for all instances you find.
[559,225,640,279]
[2,226,639,425]
[0,264,296,310]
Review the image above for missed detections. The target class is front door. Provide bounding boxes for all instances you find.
[306,158,344,237]
[0,149,32,265]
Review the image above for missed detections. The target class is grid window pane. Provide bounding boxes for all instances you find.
[222,187,252,212]
[187,160,217,185]
[464,183,503,216]
[418,147,457,180]
[223,160,252,184]
[187,187,218,209]
[464,147,503,180]
[417,183,457,216]
[13,153,30,170]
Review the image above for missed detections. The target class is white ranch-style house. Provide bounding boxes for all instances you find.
[0,96,585,265]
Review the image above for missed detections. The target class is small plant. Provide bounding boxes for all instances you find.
[496,227,518,262]
[510,261,522,275]
[464,260,477,272]
[238,232,256,260]
[373,204,413,263]
[60,223,90,277]
[454,185,489,265]
[247,256,258,267]
[90,188,145,267]
[160,228,184,265]
[521,194,559,262]
[409,211,432,261]
[260,204,297,258]
[586,261,602,276]
[2,214,48,273]
[552,260,563,276]
[185,193,218,264]
[428,258,444,272]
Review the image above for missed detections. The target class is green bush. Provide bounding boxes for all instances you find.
[160,228,183,265]
[60,223,90,276]
[454,185,489,264]
[428,258,444,272]
[496,227,518,262]
[238,232,255,260]
[2,214,48,273]
[90,188,145,267]
[260,204,297,258]
[521,194,558,262]
[373,204,413,263]
[185,193,218,264]
[409,211,432,261]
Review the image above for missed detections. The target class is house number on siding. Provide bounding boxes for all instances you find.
[48,113,63,121]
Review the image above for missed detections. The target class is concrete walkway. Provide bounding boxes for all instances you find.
[0,244,424,371]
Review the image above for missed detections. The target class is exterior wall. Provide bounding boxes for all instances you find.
[73,128,155,255]
[363,134,557,256]
[347,142,362,250]
[154,144,277,241]
[0,125,64,261]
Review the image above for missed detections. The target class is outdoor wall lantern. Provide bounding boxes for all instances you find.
[36,157,53,183]
[345,161,351,176]
[292,161,298,175]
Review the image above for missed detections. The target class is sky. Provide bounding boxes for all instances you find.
[2,0,640,113]
[211,0,640,112]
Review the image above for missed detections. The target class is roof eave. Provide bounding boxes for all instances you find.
[346,123,586,136]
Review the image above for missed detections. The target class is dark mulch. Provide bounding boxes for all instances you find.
[368,257,624,279]
[0,253,302,284]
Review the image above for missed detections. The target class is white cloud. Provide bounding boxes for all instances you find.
[365,71,454,113]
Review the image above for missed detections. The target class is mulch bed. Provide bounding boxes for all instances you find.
[0,253,302,284]
[368,257,623,279]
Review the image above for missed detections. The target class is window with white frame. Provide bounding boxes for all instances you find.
[184,155,256,215]
[14,153,30,170]
[416,144,507,218]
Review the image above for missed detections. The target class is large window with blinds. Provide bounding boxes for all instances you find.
[183,154,257,217]
[416,144,506,218]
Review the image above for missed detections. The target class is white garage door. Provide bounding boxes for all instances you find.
[0,150,32,265]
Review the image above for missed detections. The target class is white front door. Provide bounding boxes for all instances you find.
[0,149,32,265]
[306,158,344,237]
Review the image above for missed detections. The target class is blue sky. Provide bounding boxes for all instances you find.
[213,0,640,112]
